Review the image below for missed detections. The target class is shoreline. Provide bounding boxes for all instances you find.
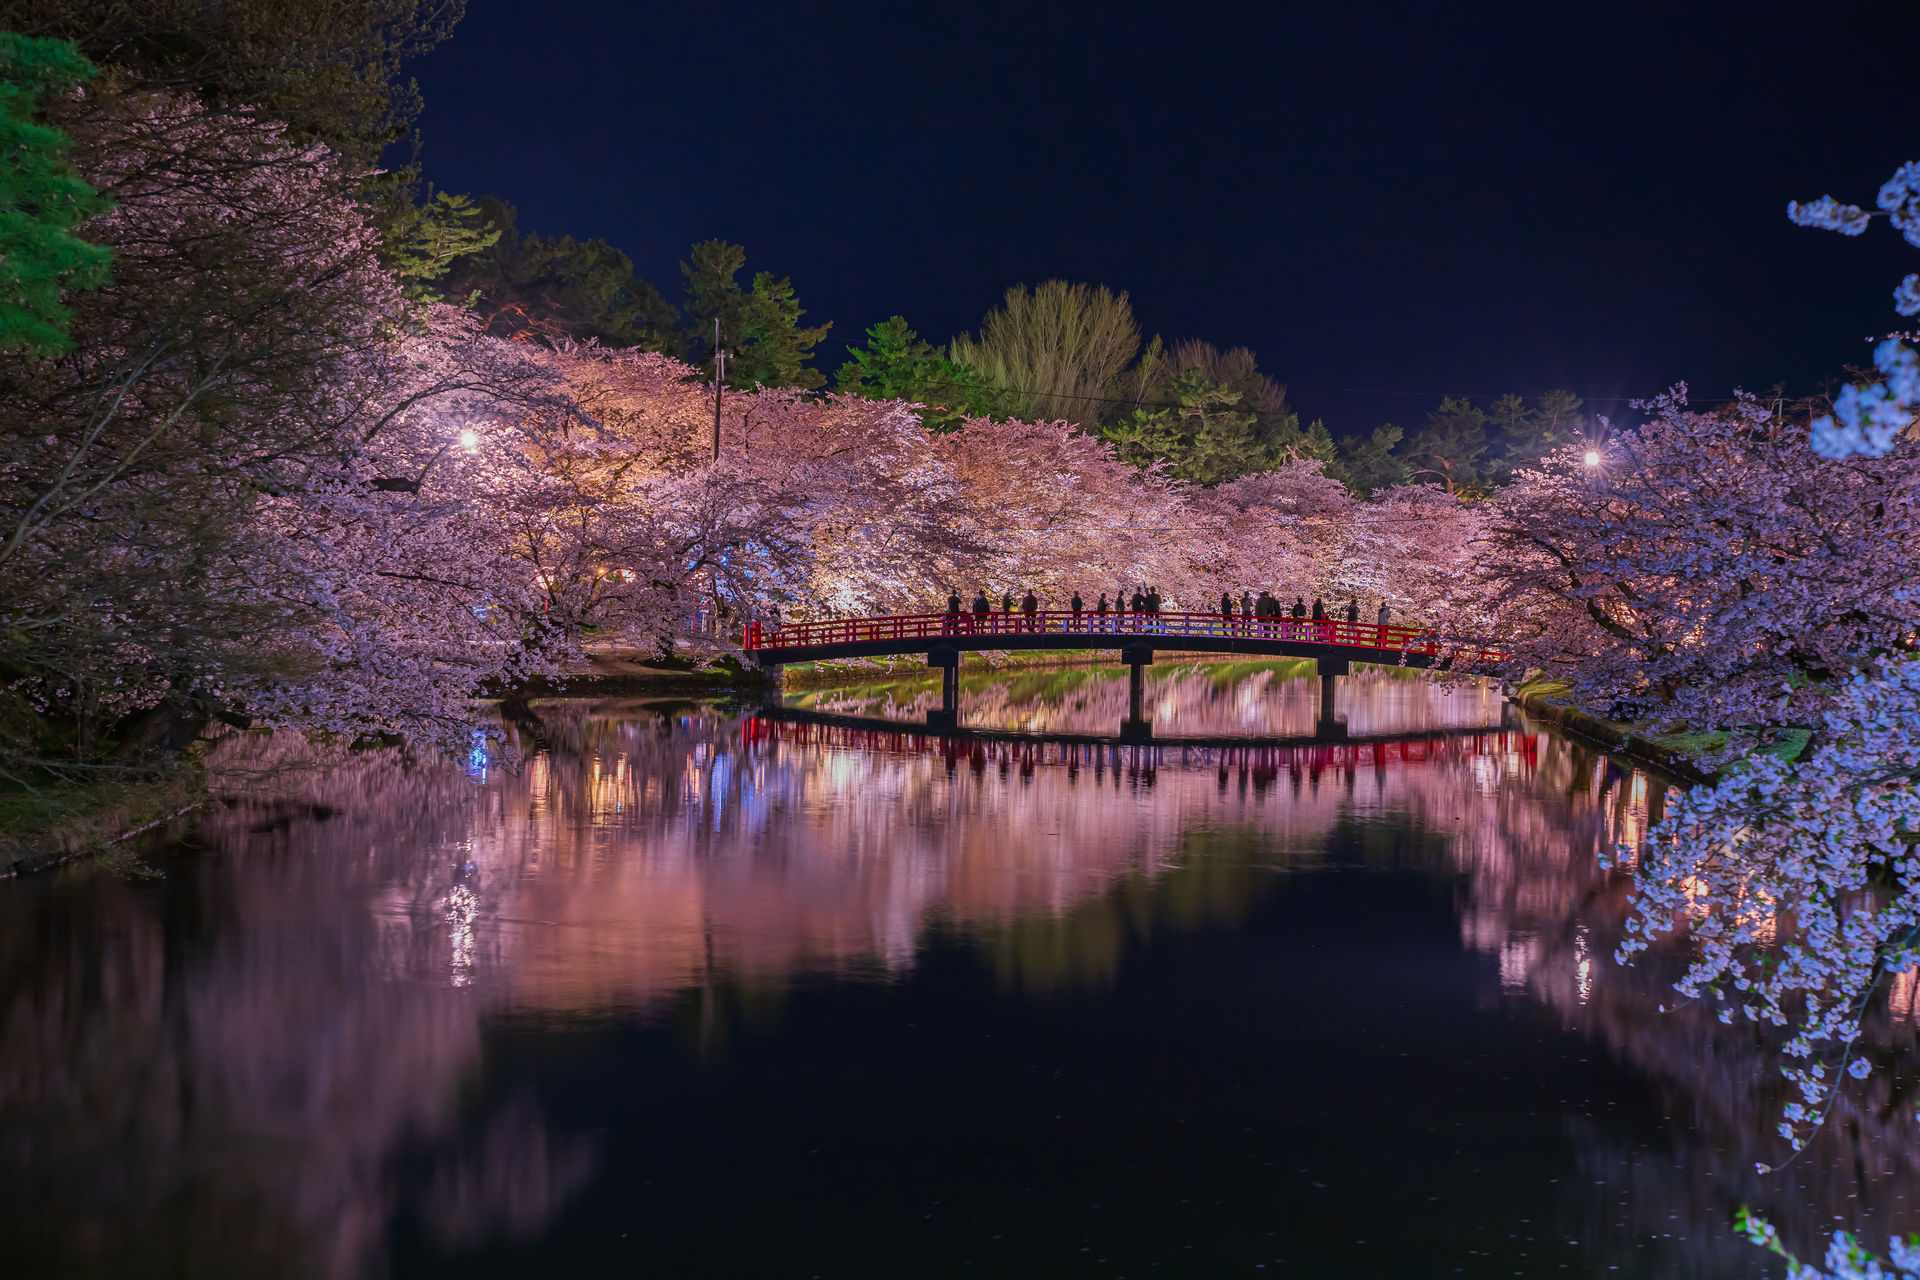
[1509,686,1716,785]
[2,662,1740,878]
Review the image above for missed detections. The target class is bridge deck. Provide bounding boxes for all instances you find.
[744,609,1490,669]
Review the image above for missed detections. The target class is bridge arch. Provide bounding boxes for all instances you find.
[745,610,1495,742]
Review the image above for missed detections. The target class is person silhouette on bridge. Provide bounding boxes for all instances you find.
[1312,596,1326,622]
[1002,591,1014,613]
[1021,588,1039,632]
[1377,600,1391,629]
[1291,596,1306,619]
[1220,590,1234,618]
[1130,588,1145,614]
[945,588,962,635]
[1345,598,1360,624]
[1070,591,1084,630]
[1095,592,1110,632]
[971,590,990,635]
[1240,589,1253,618]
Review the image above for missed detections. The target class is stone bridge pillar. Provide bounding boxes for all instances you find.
[926,645,961,731]
[1120,641,1154,744]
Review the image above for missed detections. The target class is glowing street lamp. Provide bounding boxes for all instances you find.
[1582,449,1602,467]
[458,428,479,452]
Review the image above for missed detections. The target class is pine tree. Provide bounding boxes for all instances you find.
[444,198,679,351]
[0,33,112,355]
[680,240,828,389]
[383,190,500,301]
[835,316,991,429]
[1331,423,1410,495]
[1405,396,1493,495]
[734,270,830,390]
[1102,368,1325,485]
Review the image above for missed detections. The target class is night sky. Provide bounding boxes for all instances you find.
[407,0,1920,436]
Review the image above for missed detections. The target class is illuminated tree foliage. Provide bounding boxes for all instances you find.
[1513,159,1920,1166]
[948,280,1151,423]
[383,189,500,301]
[835,315,993,430]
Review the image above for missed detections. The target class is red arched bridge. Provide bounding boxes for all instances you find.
[743,609,1499,742]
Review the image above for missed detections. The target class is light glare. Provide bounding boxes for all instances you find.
[458,429,479,451]
[1582,449,1602,467]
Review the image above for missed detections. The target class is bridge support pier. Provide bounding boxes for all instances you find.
[1120,642,1154,743]
[1317,656,1349,739]
[926,645,961,732]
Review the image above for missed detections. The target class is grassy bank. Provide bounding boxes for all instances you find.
[1513,679,1811,783]
[512,643,775,695]
[0,769,205,877]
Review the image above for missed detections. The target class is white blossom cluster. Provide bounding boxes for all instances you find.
[1787,194,1872,236]
[1813,339,1920,459]
[1791,161,1920,455]
[1740,1209,1920,1280]
[1611,662,1920,1153]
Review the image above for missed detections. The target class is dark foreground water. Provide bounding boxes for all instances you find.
[1,665,1916,1278]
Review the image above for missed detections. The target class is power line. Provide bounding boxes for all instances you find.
[953,379,1758,421]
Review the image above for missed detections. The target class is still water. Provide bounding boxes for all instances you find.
[1,664,1915,1278]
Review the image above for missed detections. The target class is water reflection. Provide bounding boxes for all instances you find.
[791,660,1504,737]
[0,669,1911,1276]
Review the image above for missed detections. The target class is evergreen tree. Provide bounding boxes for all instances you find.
[1405,395,1493,495]
[680,240,828,389]
[835,316,992,429]
[680,238,745,367]
[1102,367,1328,485]
[444,198,680,351]
[0,33,112,355]
[4,0,464,168]
[1332,423,1410,495]
[1488,388,1586,479]
[5,0,469,277]
[1529,387,1586,451]
[734,269,830,389]
[383,189,499,301]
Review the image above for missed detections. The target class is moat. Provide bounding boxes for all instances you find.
[1,664,1911,1277]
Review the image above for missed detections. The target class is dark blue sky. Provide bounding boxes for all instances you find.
[406,0,1920,435]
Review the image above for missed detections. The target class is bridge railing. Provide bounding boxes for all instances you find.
[742,716,1535,767]
[742,610,1494,662]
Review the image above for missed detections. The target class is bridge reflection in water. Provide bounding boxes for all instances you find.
[746,610,1501,741]
[743,714,1535,783]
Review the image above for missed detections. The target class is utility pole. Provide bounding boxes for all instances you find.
[711,315,727,462]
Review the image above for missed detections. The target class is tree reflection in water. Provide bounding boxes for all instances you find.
[0,673,1910,1274]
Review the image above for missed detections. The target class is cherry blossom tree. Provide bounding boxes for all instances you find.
[1591,158,1920,1167]
[1468,399,1920,730]
[936,414,1185,605]
[1,66,1503,777]
[1787,163,1920,458]
[0,89,568,764]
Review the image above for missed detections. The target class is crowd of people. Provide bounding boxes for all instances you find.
[931,588,1399,637]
